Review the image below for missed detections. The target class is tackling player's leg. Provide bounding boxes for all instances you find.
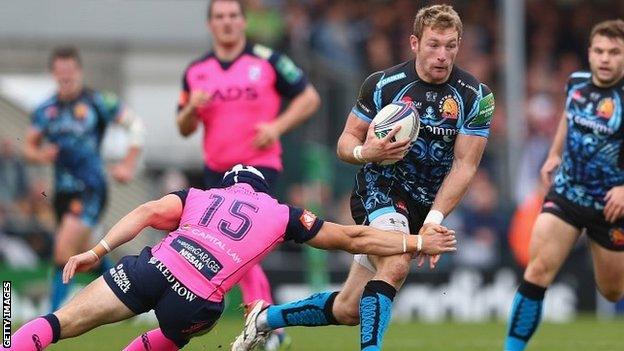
[504,213,580,351]
[11,277,136,350]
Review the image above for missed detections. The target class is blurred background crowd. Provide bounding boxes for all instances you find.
[1,0,624,315]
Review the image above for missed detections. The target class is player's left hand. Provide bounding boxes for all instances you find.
[253,122,281,149]
[604,185,624,222]
[63,251,100,284]
[110,162,135,183]
[416,253,441,269]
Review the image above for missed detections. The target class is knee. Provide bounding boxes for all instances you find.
[524,258,555,287]
[597,285,624,302]
[332,295,360,326]
[378,260,410,287]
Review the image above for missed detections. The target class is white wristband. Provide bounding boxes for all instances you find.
[353,145,366,163]
[100,239,112,253]
[416,235,423,252]
[424,210,444,225]
[402,233,407,253]
[88,249,100,261]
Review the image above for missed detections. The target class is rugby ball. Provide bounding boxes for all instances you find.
[372,101,420,165]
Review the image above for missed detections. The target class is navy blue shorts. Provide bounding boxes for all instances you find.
[542,190,624,251]
[350,170,429,232]
[103,247,224,348]
[53,189,107,227]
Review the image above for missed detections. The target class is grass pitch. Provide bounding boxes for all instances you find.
[38,316,622,350]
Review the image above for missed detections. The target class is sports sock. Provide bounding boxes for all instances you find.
[123,328,178,351]
[11,314,60,350]
[50,266,69,312]
[260,291,339,331]
[238,264,274,306]
[360,280,396,351]
[504,279,547,351]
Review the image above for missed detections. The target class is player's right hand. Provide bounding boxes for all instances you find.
[361,122,411,163]
[62,251,100,284]
[189,90,211,108]
[38,144,59,164]
[418,223,457,255]
[540,155,561,187]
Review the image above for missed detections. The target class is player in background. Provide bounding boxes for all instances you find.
[233,4,495,351]
[23,46,145,312]
[9,165,456,351]
[176,1,320,347]
[503,19,624,351]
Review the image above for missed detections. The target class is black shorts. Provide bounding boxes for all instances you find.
[542,190,624,251]
[103,247,224,348]
[350,171,430,232]
[53,189,107,227]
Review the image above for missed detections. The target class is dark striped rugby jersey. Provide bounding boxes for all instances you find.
[351,60,495,206]
[553,71,624,210]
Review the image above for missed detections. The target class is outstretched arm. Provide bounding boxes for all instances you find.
[62,194,183,282]
[305,222,456,256]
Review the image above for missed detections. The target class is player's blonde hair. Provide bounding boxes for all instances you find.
[413,4,462,39]
[589,19,624,45]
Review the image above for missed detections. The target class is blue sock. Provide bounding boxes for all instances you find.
[504,279,546,351]
[50,266,69,312]
[360,280,396,351]
[266,291,339,329]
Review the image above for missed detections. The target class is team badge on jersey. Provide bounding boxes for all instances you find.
[426,91,438,102]
[597,98,615,119]
[73,103,88,120]
[439,95,459,119]
[609,228,624,247]
[300,209,317,230]
[248,65,261,81]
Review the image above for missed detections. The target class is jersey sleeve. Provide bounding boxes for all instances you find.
[459,83,495,137]
[284,206,324,243]
[94,91,123,124]
[169,189,189,207]
[351,71,383,123]
[269,51,308,99]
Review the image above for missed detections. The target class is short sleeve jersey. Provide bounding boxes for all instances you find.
[151,185,323,302]
[553,71,624,210]
[351,60,495,205]
[30,89,123,192]
[178,43,308,172]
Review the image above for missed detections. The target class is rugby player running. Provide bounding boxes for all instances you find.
[504,19,624,351]
[233,4,495,351]
[24,46,144,312]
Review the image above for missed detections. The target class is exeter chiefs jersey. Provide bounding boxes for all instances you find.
[552,71,624,210]
[351,60,495,206]
[31,89,122,193]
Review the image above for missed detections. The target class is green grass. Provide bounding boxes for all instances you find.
[29,316,622,350]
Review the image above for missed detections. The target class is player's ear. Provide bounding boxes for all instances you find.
[409,35,419,53]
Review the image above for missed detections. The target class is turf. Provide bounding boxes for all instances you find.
[33,316,622,350]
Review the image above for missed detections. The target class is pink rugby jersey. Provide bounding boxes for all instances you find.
[151,185,323,302]
[178,43,308,172]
